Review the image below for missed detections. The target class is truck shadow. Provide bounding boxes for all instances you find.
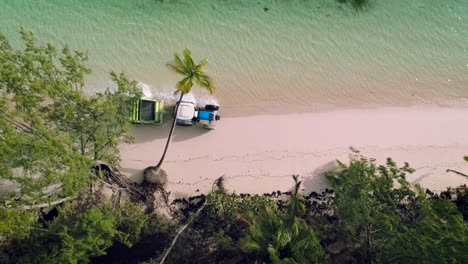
[130,117,212,144]
[172,124,212,142]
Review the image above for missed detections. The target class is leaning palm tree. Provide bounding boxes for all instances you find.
[143,49,214,186]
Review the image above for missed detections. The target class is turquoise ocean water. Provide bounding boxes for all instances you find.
[1,0,467,114]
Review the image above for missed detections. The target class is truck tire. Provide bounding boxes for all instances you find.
[205,104,219,111]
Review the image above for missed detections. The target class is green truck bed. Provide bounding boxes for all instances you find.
[129,98,164,124]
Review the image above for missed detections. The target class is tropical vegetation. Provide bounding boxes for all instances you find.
[0,28,141,243]
[240,185,326,263]
[1,30,467,264]
[323,152,468,263]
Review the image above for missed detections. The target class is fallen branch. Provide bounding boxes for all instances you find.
[159,175,226,264]
[158,199,207,264]
[112,189,122,212]
[158,175,226,264]
[21,196,75,210]
[98,178,114,189]
[447,169,468,178]
[1,196,75,210]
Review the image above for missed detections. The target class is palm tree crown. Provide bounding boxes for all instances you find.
[241,194,326,263]
[167,49,214,96]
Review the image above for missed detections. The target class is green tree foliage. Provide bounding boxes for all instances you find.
[325,153,414,262]
[0,29,140,204]
[241,194,326,264]
[53,208,123,263]
[386,197,468,263]
[325,152,468,263]
[114,202,151,246]
[15,207,121,264]
[0,208,36,241]
[160,193,278,263]
[47,71,141,165]
[9,200,148,264]
[0,28,141,240]
[206,192,278,226]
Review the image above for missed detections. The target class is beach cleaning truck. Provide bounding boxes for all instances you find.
[175,101,220,129]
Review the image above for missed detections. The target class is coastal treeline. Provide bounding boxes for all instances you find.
[1,31,467,264]
[146,154,467,264]
[2,153,467,263]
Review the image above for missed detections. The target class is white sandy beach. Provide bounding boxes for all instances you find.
[119,106,468,198]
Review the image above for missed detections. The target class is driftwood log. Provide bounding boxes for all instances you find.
[2,161,148,210]
[446,169,468,178]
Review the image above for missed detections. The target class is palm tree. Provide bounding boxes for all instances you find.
[143,49,214,185]
[241,176,327,263]
[241,194,326,264]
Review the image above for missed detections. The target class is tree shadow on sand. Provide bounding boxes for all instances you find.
[302,161,337,194]
[130,116,211,144]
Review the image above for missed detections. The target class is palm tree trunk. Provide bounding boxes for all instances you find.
[155,92,184,170]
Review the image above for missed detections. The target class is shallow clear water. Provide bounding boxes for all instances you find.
[1,0,467,114]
